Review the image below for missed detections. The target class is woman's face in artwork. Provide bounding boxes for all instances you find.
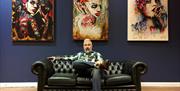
[84,0,101,17]
[144,0,160,17]
[26,0,39,15]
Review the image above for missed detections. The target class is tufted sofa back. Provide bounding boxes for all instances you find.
[50,58,124,75]
[51,59,75,73]
[106,62,123,75]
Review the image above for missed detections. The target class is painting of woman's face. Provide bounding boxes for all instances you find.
[85,0,101,17]
[128,0,168,41]
[26,0,39,15]
[144,0,158,17]
[73,0,108,40]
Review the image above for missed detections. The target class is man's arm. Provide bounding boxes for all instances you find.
[48,52,80,62]
[94,52,110,70]
[94,52,104,66]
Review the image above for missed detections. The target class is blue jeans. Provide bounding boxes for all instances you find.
[72,61,104,91]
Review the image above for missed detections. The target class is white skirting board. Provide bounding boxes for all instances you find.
[0,82,180,88]
[0,82,37,88]
[142,82,180,87]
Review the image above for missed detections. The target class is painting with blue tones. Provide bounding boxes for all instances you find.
[128,0,168,41]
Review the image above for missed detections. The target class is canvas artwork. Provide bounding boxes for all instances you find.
[128,0,168,41]
[73,0,109,40]
[12,0,54,42]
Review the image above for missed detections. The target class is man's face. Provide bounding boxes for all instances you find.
[26,0,39,15]
[85,0,101,17]
[83,39,93,53]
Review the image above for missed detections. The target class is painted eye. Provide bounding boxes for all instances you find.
[30,1,40,6]
[30,1,36,5]
[91,4,97,9]
[146,0,151,4]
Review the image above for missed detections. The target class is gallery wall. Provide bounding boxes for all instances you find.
[0,0,180,82]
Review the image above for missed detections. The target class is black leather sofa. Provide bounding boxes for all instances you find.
[32,56,147,91]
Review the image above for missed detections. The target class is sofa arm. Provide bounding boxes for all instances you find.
[122,60,147,75]
[122,60,147,91]
[31,58,55,91]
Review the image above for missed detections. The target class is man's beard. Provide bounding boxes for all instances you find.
[85,48,91,53]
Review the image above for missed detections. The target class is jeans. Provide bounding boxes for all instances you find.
[72,61,104,91]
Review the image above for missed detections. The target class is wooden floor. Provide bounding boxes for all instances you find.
[142,87,180,91]
[1,87,180,91]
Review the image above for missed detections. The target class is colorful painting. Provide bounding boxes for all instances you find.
[12,0,54,41]
[73,0,109,40]
[128,0,168,41]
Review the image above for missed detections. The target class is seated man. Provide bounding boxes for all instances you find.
[56,38,108,91]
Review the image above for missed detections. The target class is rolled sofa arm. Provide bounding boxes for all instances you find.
[122,60,148,76]
[122,59,147,91]
[31,58,55,84]
[132,61,147,75]
[31,60,46,75]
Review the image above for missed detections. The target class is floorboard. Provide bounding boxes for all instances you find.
[0,87,180,91]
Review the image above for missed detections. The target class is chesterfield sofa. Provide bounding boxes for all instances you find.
[32,56,147,91]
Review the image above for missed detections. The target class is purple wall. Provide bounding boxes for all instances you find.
[0,0,180,82]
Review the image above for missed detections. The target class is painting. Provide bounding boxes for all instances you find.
[12,0,54,42]
[73,0,109,40]
[128,0,168,41]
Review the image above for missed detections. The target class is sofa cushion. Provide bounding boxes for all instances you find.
[76,77,92,85]
[48,73,76,86]
[105,74,131,86]
[76,77,105,86]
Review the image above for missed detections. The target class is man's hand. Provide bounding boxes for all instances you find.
[95,60,103,68]
[95,60,103,65]
[95,60,110,70]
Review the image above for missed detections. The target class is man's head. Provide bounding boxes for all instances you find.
[83,38,93,53]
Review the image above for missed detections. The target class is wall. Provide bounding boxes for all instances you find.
[0,0,180,82]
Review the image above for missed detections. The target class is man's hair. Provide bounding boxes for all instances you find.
[84,38,91,43]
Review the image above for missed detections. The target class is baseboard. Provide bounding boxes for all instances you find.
[0,82,180,88]
[0,82,37,88]
[141,82,180,87]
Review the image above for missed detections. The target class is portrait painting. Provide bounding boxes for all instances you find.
[12,0,54,42]
[128,0,168,41]
[73,0,109,40]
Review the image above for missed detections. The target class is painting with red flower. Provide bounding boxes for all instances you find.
[73,0,109,40]
[128,0,168,41]
[12,0,55,42]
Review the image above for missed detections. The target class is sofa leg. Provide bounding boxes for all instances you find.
[38,86,43,91]
[136,84,141,91]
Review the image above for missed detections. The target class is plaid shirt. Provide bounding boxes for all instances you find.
[64,51,104,63]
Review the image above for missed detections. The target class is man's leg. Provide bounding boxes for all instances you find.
[72,61,92,77]
[91,68,102,91]
[72,61,93,69]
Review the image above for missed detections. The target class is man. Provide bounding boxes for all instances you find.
[62,38,106,91]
